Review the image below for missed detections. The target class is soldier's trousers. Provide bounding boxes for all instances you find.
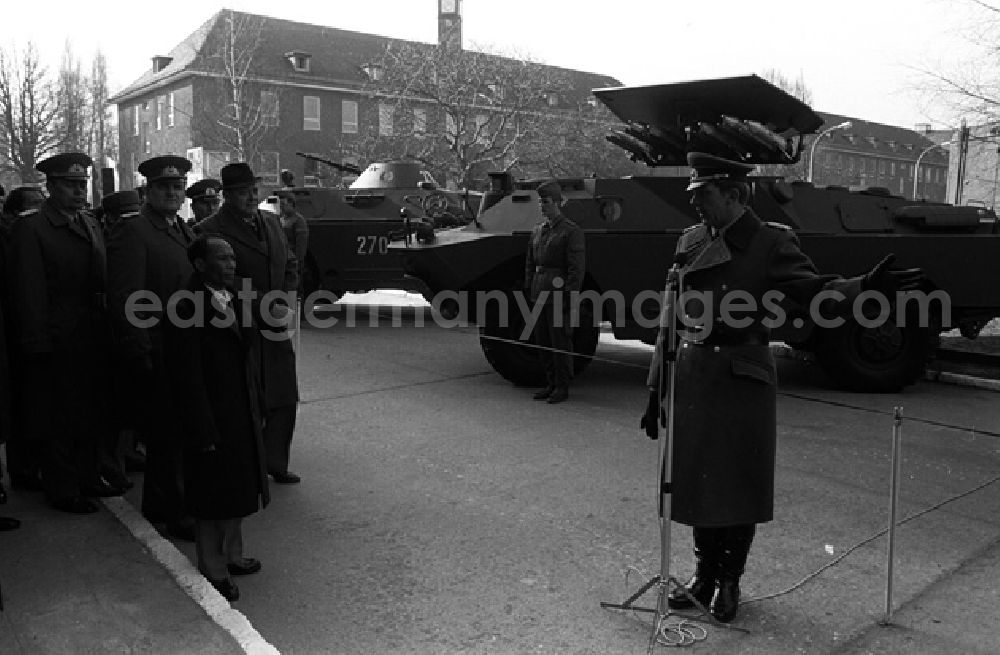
[264,404,297,475]
[139,362,186,524]
[533,303,574,390]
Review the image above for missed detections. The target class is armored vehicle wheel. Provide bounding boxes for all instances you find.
[814,318,935,393]
[479,314,600,387]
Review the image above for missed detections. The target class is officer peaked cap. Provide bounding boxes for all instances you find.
[139,155,192,182]
[535,179,562,202]
[37,152,93,180]
[185,178,222,201]
[686,152,755,191]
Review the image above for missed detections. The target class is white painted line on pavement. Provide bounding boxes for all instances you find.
[102,497,280,655]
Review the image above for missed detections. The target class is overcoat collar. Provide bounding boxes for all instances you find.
[141,205,193,248]
[40,200,91,242]
[681,209,762,274]
[188,273,244,340]
[212,203,268,255]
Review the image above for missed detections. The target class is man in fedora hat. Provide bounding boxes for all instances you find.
[197,162,301,484]
[107,154,199,540]
[6,152,118,513]
[641,152,922,623]
[185,178,222,226]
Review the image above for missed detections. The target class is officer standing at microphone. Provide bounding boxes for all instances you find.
[642,152,921,623]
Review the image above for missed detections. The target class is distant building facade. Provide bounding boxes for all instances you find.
[944,121,1000,209]
[108,5,619,196]
[805,112,949,202]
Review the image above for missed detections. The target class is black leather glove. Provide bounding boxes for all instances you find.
[862,254,924,299]
[640,389,665,440]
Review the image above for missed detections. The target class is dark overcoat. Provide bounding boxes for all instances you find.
[106,206,195,428]
[647,209,861,527]
[196,204,299,410]
[164,275,269,519]
[6,201,111,440]
[524,215,585,303]
[107,205,195,359]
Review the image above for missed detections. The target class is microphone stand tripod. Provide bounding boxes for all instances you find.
[601,263,718,649]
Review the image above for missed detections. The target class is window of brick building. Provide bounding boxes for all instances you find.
[205,151,231,178]
[133,105,139,136]
[378,102,393,136]
[342,100,358,134]
[303,96,320,131]
[168,93,175,127]
[261,90,279,127]
[413,108,427,137]
[258,151,280,186]
[156,96,163,131]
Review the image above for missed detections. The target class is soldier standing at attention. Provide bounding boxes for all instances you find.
[641,152,921,623]
[8,153,119,513]
[107,155,198,540]
[185,178,222,226]
[524,179,585,405]
[197,162,301,484]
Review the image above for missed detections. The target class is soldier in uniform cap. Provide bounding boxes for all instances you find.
[107,154,199,540]
[641,151,922,623]
[6,152,119,513]
[523,179,585,405]
[197,162,301,484]
[185,178,222,226]
[101,190,142,229]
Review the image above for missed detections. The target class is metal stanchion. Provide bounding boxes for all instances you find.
[882,406,904,625]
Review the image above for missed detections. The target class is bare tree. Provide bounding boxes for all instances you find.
[89,50,116,198]
[196,10,278,164]
[57,41,89,153]
[0,42,61,183]
[361,40,629,188]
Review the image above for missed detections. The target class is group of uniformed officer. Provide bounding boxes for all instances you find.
[0,152,301,531]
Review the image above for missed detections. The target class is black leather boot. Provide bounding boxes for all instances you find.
[711,525,755,623]
[668,527,721,610]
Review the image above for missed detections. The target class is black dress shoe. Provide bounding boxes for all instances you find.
[51,496,99,514]
[532,387,554,400]
[207,576,240,602]
[81,477,126,498]
[546,389,569,404]
[0,516,21,531]
[711,578,742,623]
[227,557,262,576]
[270,471,301,484]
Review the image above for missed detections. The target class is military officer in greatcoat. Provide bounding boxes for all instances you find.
[641,152,921,623]
[524,180,585,405]
[107,155,198,539]
[101,189,142,230]
[7,152,118,513]
[197,163,301,484]
[185,178,222,226]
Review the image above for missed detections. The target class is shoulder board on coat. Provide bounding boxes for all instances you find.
[17,208,39,218]
[764,221,793,231]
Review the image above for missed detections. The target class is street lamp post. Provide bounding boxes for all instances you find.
[912,141,950,200]
[807,120,852,183]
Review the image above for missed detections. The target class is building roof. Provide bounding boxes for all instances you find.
[814,111,949,165]
[110,9,620,104]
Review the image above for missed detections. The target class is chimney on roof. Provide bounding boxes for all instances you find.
[152,56,173,73]
[914,122,932,134]
[438,0,463,50]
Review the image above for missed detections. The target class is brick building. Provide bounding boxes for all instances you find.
[108,4,619,195]
[805,112,949,201]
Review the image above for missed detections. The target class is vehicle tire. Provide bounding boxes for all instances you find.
[479,307,600,387]
[813,317,935,392]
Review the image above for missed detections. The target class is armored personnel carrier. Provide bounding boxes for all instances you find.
[268,156,479,297]
[392,75,1000,393]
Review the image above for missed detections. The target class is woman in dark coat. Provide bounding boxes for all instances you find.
[165,235,269,602]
